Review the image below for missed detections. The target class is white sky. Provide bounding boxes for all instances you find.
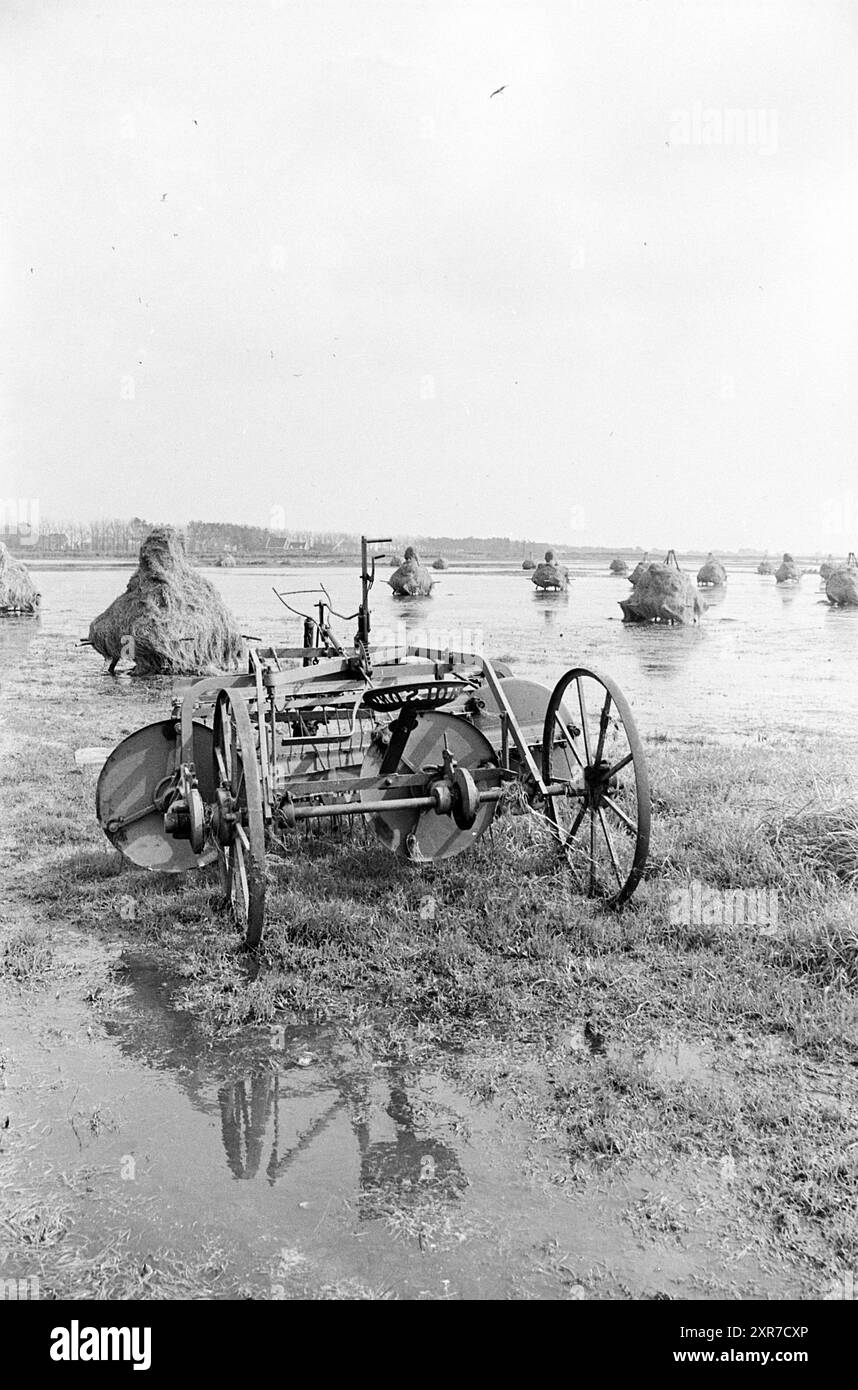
[3,0,858,549]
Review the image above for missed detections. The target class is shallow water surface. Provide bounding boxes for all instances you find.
[21,561,858,746]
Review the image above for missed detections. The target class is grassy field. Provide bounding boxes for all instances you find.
[1,640,856,1299]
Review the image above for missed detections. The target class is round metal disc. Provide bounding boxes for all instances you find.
[96,720,217,872]
[359,711,500,862]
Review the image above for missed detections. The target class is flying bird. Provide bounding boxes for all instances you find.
[489,85,506,98]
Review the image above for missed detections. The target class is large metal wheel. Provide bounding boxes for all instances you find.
[541,667,650,907]
[212,691,266,947]
[96,719,217,873]
[360,711,500,862]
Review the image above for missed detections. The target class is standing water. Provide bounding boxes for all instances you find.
[17,560,858,747]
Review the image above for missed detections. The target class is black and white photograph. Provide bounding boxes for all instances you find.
[1,0,856,1331]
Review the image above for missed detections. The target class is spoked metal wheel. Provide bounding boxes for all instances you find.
[212,690,267,947]
[541,667,650,907]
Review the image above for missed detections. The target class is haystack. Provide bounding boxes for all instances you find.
[432,557,447,570]
[388,547,435,597]
[775,552,800,584]
[216,553,236,568]
[522,557,536,570]
[0,542,40,613]
[609,556,628,575]
[88,526,244,674]
[619,562,703,624]
[697,553,727,587]
[826,564,858,607]
[531,550,569,591]
[757,558,775,574]
[628,554,650,585]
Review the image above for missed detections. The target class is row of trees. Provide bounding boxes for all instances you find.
[6,518,557,559]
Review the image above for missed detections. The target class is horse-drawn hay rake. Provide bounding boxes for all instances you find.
[97,539,651,946]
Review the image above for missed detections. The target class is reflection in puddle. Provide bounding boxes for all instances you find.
[105,955,468,1219]
[217,1071,467,1220]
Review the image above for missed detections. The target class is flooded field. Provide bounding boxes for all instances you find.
[1,561,856,1300]
[14,560,858,746]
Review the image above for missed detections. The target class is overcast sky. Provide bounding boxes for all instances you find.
[3,0,857,550]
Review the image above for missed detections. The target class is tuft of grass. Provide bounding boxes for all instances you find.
[772,803,858,888]
[0,928,53,982]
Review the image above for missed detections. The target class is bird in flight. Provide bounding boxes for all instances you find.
[489,85,506,98]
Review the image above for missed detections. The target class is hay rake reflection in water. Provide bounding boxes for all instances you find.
[219,1069,466,1217]
[97,538,651,946]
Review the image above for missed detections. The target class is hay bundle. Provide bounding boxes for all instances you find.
[388,547,435,596]
[609,556,628,575]
[531,550,568,591]
[826,565,858,607]
[216,553,236,568]
[619,562,703,624]
[775,552,800,584]
[522,557,536,570]
[757,558,775,574]
[0,542,40,613]
[432,557,447,570]
[88,526,244,674]
[628,554,649,585]
[697,553,727,586]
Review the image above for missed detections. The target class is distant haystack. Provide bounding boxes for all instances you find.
[531,549,569,591]
[697,553,727,587]
[432,557,447,570]
[757,555,775,574]
[826,559,858,607]
[620,561,703,624]
[0,542,40,613]
[775,552,800,584]
[522,557,536,570]
[216,553,236,568]
[388,546,435,596]
[88,526,244,674]
[609,556,628,575]
[820,555,835,580]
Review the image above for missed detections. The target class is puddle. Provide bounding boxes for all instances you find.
[0,933,790,1299]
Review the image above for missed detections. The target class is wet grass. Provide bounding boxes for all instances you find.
[0,927,54,982]
[1,645,857,1293]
